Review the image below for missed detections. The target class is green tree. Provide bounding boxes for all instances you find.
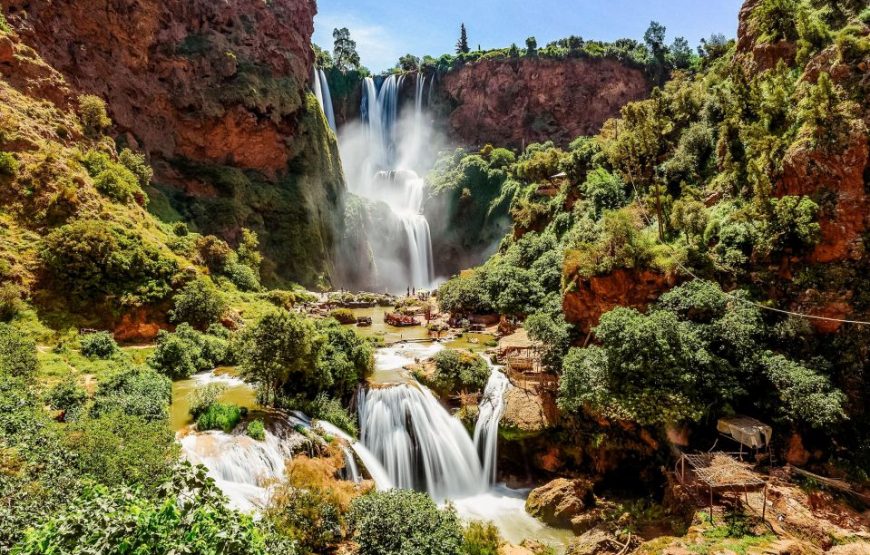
[644,21,669,83]
[670,199,709,246]
[91,365,172,422]
[348,490,463,555]
[456,23,470,54]
[46,374,88,420]
[430,349,490,395]
[169,278,228,329]
[398,53,421,71]
[525,36,538,57]
[79,331,118,359]
[669,36,693,69]
[237,310,322,405]
[761,353,846,427]
[333,27,361,71]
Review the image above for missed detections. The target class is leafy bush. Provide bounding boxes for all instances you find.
[437,272,493,315]
[430,349,490,395]
[46,374,88,420]
[267,482,342,553]
[348,490,463,555]
[196,402,243,432]
[761,353,846,428]
[0,151,18,176]
[91,365,171,422]
[583,168,626,217]
[118,148,153,187]
[224,261,262,291]
[40,221,177,306]
[300,394,358,437]
[247,419,266,440]
[78,94,112,137]
[188,382,227,418]
[0,323,38,380]
[149,323,230,379]
[462,521,502,555]
[93,162,144,205]
[169,278,228,329]
[64,412,177,488]
[0,283,23,322]
[79,331,118,359]
[329,308,356,324]
[14,463,295,555]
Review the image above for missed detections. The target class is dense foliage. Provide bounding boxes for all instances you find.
[348,490,464,555]
[428,349,490,396]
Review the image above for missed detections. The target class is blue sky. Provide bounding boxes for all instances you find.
[313,0,745,73]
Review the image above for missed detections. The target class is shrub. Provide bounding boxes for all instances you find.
[462,521,502,555]
[79,331,118,359]
[149,324,231,379]
[40,221,177,306]
[348,490,463,555]
[247,419,266,440]
[196,402,243,432]
[266,473,344,553]
[0,151,18,176]
[46,375,88,420]
[224,261,261,291]
[118,148,153,187]
[196,235,234,272]
[583,167,626,217]
[265,290,296,310]
[0,323,38,380]
[14,463,295,555]
[301,394,358,437]
[169,279,228,329]
[64,412,177,488]
[188,383,227,418]
[430,349,490,395]
[0,283,23,322]
[78,94,112,137]
[329,308,356,324]
[91,365,171,422]
[93,163,144,205]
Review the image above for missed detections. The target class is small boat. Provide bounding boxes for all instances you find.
[356,317,373,327]
[384,312,421,327]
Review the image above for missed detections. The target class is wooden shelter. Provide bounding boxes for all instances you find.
[497,329,557,390]
[676,452,768,523]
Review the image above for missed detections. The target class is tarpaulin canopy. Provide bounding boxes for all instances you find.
[717,416,772,449]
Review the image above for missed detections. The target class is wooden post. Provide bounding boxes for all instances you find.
[761,485,768,521]
[709,486,714,523]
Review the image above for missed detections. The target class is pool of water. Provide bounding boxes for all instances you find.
[170,367,259,432]
[343,306,431,344]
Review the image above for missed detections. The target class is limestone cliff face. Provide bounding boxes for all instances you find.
[434,58,650,148]
[2,0,346,287]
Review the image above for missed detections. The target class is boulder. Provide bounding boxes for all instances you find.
[566,527,616,555]
[525,478,596,531]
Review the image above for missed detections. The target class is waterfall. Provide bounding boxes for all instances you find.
[473,365,511,485]
[358,384,484,501]
[343,73,435,291]
[314,419,395,490]
[313,67,336,132]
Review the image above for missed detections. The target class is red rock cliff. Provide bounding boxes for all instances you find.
[435,58,650,148]
[3,0,315,175]
[2,0,348,287]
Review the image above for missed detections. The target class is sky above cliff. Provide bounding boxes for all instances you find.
[313,0,745,73]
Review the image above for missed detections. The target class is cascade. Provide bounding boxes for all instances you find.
[312,67,336,132]
[340,73,435,291]
[358,383,484,501]
[473,363,511,485]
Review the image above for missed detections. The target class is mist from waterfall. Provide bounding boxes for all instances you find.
[333,73,442,292]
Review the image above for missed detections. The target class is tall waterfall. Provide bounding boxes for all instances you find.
[339,73,436,291]
[357,363,511,500]
[312,67,336,132]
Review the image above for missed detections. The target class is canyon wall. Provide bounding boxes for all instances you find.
[2,0,345,287]
[433,57,650,149]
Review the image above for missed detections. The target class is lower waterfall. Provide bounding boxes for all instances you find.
[473,364,511,485]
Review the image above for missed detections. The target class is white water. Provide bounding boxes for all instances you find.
[473,362,511,485]
[337,73,437,291]
[358,383,484,501]
[179,413,309,511]
[312,67,336,132]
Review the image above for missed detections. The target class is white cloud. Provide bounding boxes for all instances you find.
[314,12,403,73]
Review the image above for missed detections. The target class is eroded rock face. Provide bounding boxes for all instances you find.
[501,387,559,436]
[436,58,649,148]
[525,478,596,532]
[5,0,316,175]
[562,269,678,333]
[3,0,346,287]
[735,0,797,71]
